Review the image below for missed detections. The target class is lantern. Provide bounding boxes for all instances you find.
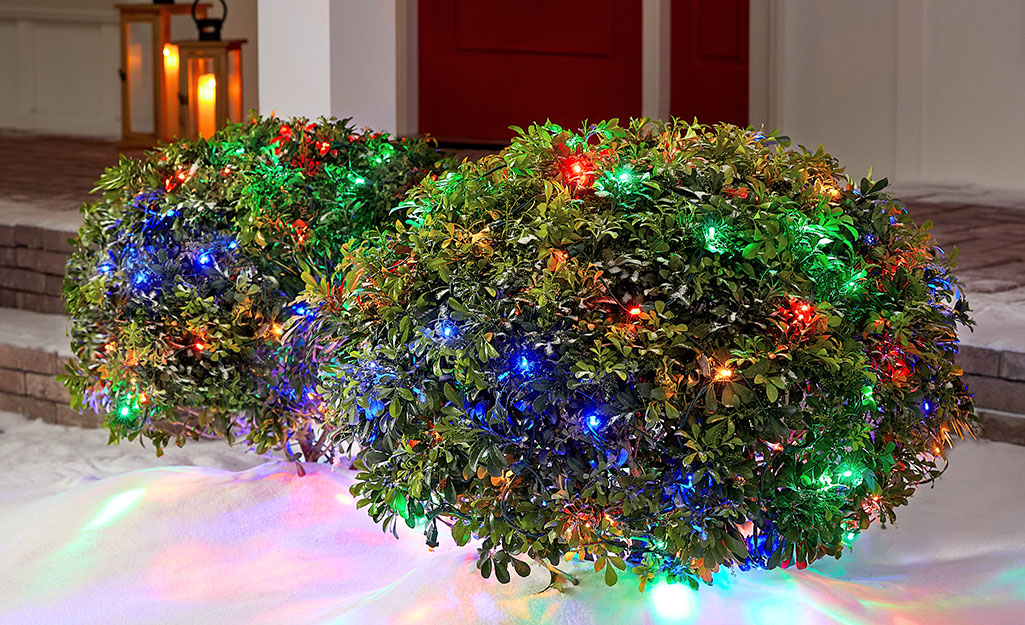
[173,39,246,140]
[116,3,210,147]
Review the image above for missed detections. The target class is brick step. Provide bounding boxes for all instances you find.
[1,307,1023,445]
[0,307,100,427]
[0,203,80,315]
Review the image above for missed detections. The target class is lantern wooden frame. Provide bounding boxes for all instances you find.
[116,3,210,147]
[173,39,246,140]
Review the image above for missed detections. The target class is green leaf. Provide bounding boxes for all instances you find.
[604,564,618,586]
[495,561,511,584]
[452,520,472,546]
[511,558,531,577]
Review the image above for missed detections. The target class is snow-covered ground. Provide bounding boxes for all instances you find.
[0,410,1024,625]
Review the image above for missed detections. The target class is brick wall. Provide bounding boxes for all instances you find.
[0,343,101,428]
[958,345,1025,445]
[0,223,72,315]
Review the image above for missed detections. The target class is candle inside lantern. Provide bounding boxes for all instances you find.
[162,44,179,139]
[197,73,216,139]
[162,43,179,69]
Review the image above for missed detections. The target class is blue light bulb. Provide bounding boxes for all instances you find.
[587,413,602,429]
[198,251,212,266]
[517,355,532,373]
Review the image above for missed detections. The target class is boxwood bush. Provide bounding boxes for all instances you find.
[298,118,974,589]
[63,116,449,458]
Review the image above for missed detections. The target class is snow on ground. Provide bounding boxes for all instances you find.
[0,410,1024,625]
[0,411,264,508]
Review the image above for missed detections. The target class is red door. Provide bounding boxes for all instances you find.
[418,0,643,144]
[670,0,749,126]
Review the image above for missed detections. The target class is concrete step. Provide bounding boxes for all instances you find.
[0,201,81,315]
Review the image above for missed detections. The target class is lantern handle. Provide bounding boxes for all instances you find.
[192,0,227,40]
[192,0,227,24]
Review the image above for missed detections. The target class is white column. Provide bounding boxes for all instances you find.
[257,0,332,119]
[257,0,405,133]
[329,0,400,132]
[641,0,670,121]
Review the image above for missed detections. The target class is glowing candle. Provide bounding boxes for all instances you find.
[162,44,179,138]
[197,73,217,139]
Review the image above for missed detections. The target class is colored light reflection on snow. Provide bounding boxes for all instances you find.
[84,487,146,530]
[650,583,698,622]
[744,593,806,625]
[2,439,1024,625]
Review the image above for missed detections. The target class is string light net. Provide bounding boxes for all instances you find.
[301,118,974,590]
[63,116,449,456]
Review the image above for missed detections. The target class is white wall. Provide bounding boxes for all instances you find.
[754,0,1025,190]
[0,2,119,136]
[0,0,259,138]
[919,1,1025,188]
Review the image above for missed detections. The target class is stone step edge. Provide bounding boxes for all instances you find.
[0,220,75,315]
[976,408,1025,447]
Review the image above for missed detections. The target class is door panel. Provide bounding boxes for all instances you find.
[419,0,643,143]
[670,0,749,126]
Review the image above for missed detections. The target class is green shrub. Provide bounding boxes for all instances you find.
[63,116,449,456]
[300,118,974,589]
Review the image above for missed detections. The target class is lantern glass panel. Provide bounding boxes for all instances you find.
[228,48,243,123]
[125,20,155,135]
